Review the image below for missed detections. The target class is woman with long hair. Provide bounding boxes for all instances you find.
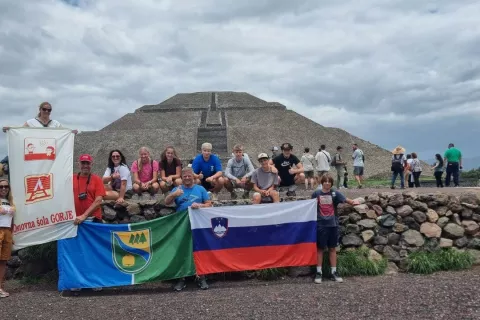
[410,153,422,188]
[131,147,159,198]
[102,150,133,203]
[432,154,444,188]
[0,178,15,298]
[159,146,182,194]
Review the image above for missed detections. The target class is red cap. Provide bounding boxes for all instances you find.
[79,154,93,162]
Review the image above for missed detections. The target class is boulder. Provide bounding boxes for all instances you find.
[402,217,420,231]
[372,205,383,216]
[462,220,480,235]
[387,233,400,245]
[379,214,396,227]
[348,213,362,223]
[405,199,428,212]
[459,192,479,206]
[426,209,439,222]
[402,190,418,200]
[354,204,369,214]
[354,197,366,205]
[378,227,392,236]
[427,201,439,209]
[143,207,156,220]
[401,230,425,247]
[396,205,413,217]
[373,236,388,245]
[420,222,442,238]
[127,203,142,216]
[367,193,380,203]
[159,207,176,217]
[449,202,463,213]
[346,224,360,234]
[472,214,480,222]
[386,206,396,215]
[462,202,479,210]
[130,215,147,223]
[443,223,465,239]
[360,230,374,242]
[432,193,449,205]
[385,262,399,275]
[445,210,453,217]
[337,203,353,216]
[383,246,400,262]
[368,249,383,262]
[379,192,394,199]
[7,256,21,268]
[454,237,469,248]
[461,208,474,219]
[357,219,377,229]
[388,194,404,207]
[437,217,450,229]
[436,206,448,216]
[366,210,378,219]
[412,211,427,224]
[439,238,453,248]
[453,213,462,225]
[373,245,385,253]
[467,238,480,250]
[466,249,480,265]
[418,194,432,202]
[423,238,440,252]
[393,223,408,233]
[102,205,118,221]
[342,234,363,247]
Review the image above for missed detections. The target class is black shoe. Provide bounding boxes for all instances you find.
[314,272,322,284]
[330,271,343,282]
[197,276,209,290]
[390,186,395,189]
[173,278,186,291]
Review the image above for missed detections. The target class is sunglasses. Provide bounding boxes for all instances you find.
[80,161,91,165]
[0,185,9,189]
[111,155,120,159]
[41,107,52,112]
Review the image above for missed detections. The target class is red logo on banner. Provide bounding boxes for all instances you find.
[24,138,56,161]
[24,174,54,204]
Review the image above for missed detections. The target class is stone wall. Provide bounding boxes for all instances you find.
[6,191,480,279]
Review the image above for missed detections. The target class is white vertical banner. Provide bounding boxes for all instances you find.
[7,128,77,250]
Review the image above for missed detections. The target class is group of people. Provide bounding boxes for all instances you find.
[389,143,463,189]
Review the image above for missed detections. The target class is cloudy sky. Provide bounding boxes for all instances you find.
[1,0,479,161]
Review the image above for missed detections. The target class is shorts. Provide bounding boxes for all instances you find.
[353,166,364,176]
[0,227,13,261]
[229,177,251,188]
[304,171,314,178]
[316,226,339,249]
[201,178,214,191]
[279,176,295,187]
[317,171,328,177]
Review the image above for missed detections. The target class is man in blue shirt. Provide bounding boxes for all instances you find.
[191,142,225,200]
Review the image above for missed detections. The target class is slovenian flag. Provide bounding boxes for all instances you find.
[189,199,318,275]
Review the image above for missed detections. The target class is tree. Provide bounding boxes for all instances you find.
[139,233,147,244]
[129,234,135,244]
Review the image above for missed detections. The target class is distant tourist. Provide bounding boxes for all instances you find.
[158,146,183,194]
[131,147,160,199]
[251,153,280,204]
[352,143,365,188]
[271,143,305,197]
[432,154,444,188]
[301,147,316,190]
[271,146,279,159]
[315,145,331,179]
[311,174,360,284]
[165,167,212,291]
[405,154,413,188]
[191,142,225,200]
[102,150,133,203]
[410,152,422,188]
[0,178,15,298]
[331,146,347,189]
[390,146,406,189]
[224,145,255,199]
[444,143,462,187]
[343,166,348,188]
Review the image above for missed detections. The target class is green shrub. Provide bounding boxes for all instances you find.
[321,247,387,277]
[407,249,474,274]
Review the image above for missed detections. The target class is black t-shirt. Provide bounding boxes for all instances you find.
[273,154,300,185]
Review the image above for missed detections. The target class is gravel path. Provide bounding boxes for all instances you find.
[2,267,480,320]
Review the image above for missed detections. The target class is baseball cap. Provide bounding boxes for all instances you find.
[281,143,293,150]
[257,153,269,160]
[79,154,93,162]
[272,146,279,151]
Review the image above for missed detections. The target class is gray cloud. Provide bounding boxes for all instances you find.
[0,0,479,161]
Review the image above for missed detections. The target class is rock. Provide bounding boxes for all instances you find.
[445,210,453,217]
[436,206,448,216]
[472,214,480,222]
[361,230,375,242]
[402,190,418,200]
[427,201,438,209]
[462,220,480,235]
[393,223,408,233]
[405,199,428,212]
[354,197,366,204]
[424,238,439,252]
[453,213,462,225]
[379,214,396,227]
[366,210,378,219]
[462,202,479,210]
[459,192,479,205]
[346,224,360,234]
[386,206,396,215]
[5,268,13,280]
[387,233,400,245]
[130,215,146,223]
[342,234,363,247]
[418,194,432,202]
[420,222,442,238]
[337,203,353,216]
[17,249,29,261]
[437,217,450,229]
[378,227,392,236]
[461,208,474,219]
[373,236,388,245]
[357,219,377,229]
[127,203,141,216]
[102,206,118,221]
[339,216,349,225]
[396,205,413,217]
[443,223,465,239]
[385,262,399,275]
[7,256,21,268]
[467,238,480,250]
[388,194,404,207]
[379,199,388,209]
[379,192,394,199]
[349,213,362,223]
[354,204,368,214]
[426,209,439,223]
[373,245,385,253]
[398,258,409,271]
[439,238,453,248]
[399,249,408,258]
[287,266,313,277]
[367,193,380,203]
[372,205,383,216]
[159,207,176,217]
[454,237,469,248]
[412,211,427,224]
[368,249,383,262]
[403,217,420,231]
[383,246,400,262]
[466,249,480,265]
[432,193,449,205]
[402,230,425,247]
[143,207,156,220]
[449,202,463,213]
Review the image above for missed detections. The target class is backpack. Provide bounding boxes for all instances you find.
[391,154,404,172]
[331,153,341,166]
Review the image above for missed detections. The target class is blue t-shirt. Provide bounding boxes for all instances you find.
[311,189,346,227]
[172,185,210,212]
[191,154,222,178]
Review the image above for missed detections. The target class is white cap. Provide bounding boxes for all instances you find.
[258,153,269,160]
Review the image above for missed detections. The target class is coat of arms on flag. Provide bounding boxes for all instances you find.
[111,229,152,274]
[211,217,228,238]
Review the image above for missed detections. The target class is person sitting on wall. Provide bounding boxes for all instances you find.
[165,167,212,291]
[224,144,255,199]
[191,142,224,201]
[251,153,280,204]
[270,143,305,197]
[102,150,133,203]
[131,147,160,199]
[158,146,182,194]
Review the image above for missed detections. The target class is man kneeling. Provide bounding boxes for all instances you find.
[251,153,280,204]
[224,144,255,199]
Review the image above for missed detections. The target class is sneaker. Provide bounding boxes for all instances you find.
[230,192,238,200]
[173,278,186,292]
[197,276,209,290]
[390,186,395,189]
[314,272,322,284]
[286,191,296,197]
[358,185,363,189]
[330,271,343,282]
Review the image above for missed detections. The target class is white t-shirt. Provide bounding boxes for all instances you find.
[0,198,14,228]
[103,164,133,191]
[25,118,62,128]
[315,151,331,171]
[301,153,315,171]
